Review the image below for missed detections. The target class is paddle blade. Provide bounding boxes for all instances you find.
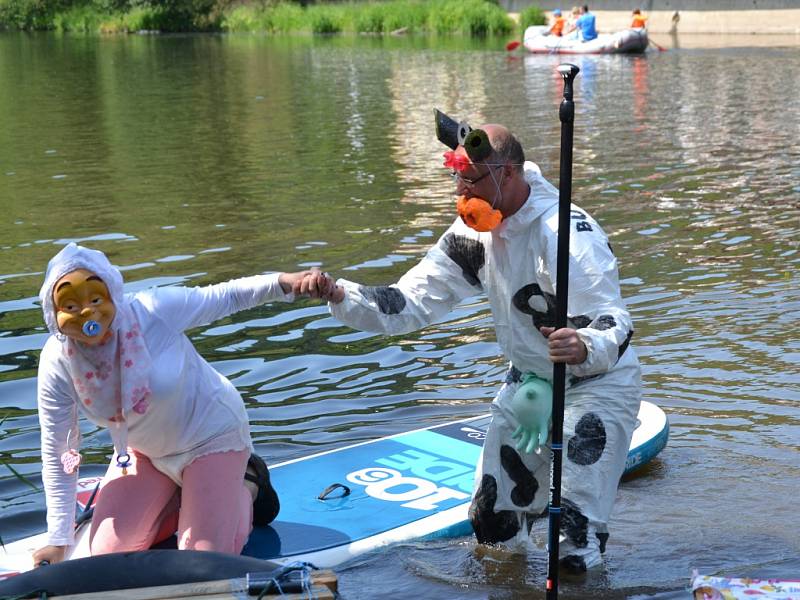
[506,40,521,52]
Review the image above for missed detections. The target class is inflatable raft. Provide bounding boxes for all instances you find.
[523,25,648,54]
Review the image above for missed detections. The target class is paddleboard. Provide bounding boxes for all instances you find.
[0,401,668,575]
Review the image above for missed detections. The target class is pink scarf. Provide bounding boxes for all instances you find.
[64,312,152,422]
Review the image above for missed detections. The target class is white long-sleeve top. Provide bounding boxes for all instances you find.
[330,162,637,384]
[37,273,292,545]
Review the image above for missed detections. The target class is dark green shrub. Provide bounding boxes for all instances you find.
[0,0,62,29]
[427,0,512,36]
[519,5,545,31]
[309,6,340,33]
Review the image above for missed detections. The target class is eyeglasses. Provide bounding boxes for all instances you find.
[450,165,501,187]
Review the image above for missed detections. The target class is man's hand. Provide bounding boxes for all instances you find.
[539,326,587,364]
[32,545,66,567]
[317,272,345,303]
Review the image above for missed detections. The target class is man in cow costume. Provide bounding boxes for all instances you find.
[303,112,641,573]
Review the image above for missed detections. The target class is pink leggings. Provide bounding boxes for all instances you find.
[89,449,252,555]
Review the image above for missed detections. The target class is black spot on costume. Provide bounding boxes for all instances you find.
[570,314,592,329]
[359,286,406,315]
[567,412,606,466]
[469,474,521,544]
[505,365,522,384]
[512,283,557,328]
[500,445,539,507]
[591,315,617,330]
[441,233,485,287]
[561,498,589,548]
[587,315,634,360]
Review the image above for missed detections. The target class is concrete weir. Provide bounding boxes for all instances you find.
[503,0,800,34]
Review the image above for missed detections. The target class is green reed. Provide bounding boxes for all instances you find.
[52,4,109,32]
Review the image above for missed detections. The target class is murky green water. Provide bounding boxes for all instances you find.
[1,32,798,598]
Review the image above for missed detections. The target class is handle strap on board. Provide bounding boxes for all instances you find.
[317,483,351,500]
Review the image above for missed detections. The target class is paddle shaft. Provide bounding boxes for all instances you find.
[546,63,580,600]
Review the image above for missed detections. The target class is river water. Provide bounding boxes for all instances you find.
[0,33,798,598]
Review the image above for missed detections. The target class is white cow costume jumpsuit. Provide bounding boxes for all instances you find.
[329,162,641,570]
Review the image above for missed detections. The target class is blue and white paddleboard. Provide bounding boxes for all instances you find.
[0,401,668,575]
[625,399,669,474]
[247,400,668,566]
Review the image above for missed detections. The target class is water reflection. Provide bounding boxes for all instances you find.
[575,55,597,102]
[385,46,496,240]
[631,56,649,128]
[0,34,798,597]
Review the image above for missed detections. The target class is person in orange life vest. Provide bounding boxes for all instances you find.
[547,9,567,36]
[631,8,647,29]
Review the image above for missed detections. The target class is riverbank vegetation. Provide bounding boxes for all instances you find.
[0,0,545,35]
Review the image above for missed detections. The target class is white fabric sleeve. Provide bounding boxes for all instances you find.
[330,228,481,335]
[37,339,79,546]
[559,235,635,378]
[139,272,293,333]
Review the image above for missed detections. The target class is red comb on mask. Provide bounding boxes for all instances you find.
[443,151,471,173]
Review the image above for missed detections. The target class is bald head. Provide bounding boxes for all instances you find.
[480,124,525,174]
[456,123,530,218]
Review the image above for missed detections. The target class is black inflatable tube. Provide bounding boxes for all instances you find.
[0,549,282,599]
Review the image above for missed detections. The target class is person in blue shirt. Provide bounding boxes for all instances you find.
[569,4,597,42]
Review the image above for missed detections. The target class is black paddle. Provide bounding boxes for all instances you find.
[546,62,579,600]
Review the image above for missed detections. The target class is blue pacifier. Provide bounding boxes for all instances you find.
[116,452,131,475]
[82,320,101,336]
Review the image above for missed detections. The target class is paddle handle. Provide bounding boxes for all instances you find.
[546,62,580,600]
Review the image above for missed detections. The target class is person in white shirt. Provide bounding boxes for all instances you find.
[33,243,308,566]
[298,117,641,573]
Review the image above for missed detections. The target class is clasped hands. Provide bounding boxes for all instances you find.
[279,268,344,303]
